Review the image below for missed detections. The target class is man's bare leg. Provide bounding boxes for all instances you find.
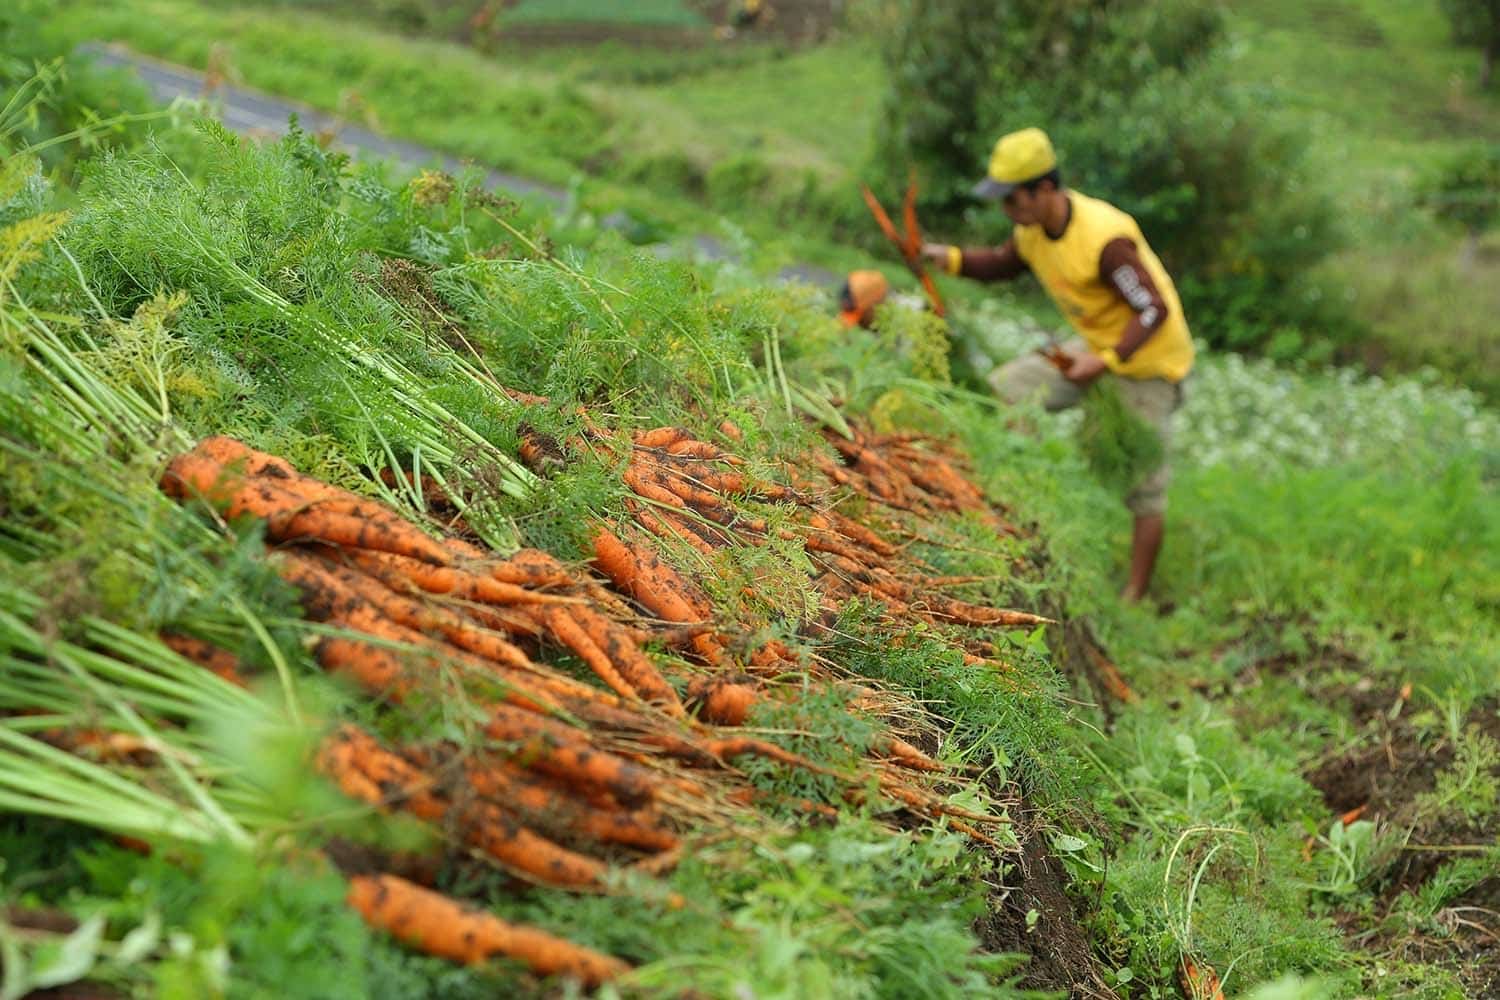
[1122,513,1164,603]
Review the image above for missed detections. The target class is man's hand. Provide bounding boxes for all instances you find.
[1065,351,1108,385]
[919,242,955,268]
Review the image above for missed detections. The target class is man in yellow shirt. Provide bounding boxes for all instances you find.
[922,127,1195,603]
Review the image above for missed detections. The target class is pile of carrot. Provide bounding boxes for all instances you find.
[153,422,1041,987]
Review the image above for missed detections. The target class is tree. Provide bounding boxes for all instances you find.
[1441,0,1500,89]
[1425,143,1500,266]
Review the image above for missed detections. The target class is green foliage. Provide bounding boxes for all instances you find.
[507,821,1037,999]
[870,0,1343,356]
[1422,141,1500,234]
[504,0,706,28]
[1439,0,1500,86]
[0,3,156,174]
[1075,381,1164,498]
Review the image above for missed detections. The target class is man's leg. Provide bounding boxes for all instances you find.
[1122,513,1164,604]
[1117,378,1183,603]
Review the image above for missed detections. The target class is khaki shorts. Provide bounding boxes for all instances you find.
[988,339,1185,517]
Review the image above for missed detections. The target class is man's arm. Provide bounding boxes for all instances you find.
[921,238,1028,282]
[1098,237,1168,362]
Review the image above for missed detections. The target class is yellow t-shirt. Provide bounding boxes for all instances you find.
[1013,191,1194,382]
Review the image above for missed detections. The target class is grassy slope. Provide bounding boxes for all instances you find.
[1223,0,1500,393]
[50,0,881,276]
[25,4,1500,993]
[55,0,1500,394]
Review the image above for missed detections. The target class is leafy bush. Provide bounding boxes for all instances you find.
[1422,141,1500,240]
[869,0,1344,358]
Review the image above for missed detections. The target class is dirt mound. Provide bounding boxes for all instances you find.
[1305,694,1500,995]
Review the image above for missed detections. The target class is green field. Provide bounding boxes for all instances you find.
[503,0,706,27]
[6,2,1500,996]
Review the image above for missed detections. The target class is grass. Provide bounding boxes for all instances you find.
[503,0,706,28]
[47,0,880,276]
[7,11,1500,998]
[54,0,1500,396]
[1223,0,1500,394]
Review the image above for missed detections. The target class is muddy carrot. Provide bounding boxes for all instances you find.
[688,679,757,726]
[160,632,249,686]
[163,454,455,566]
[286,551,539,673]
[556,605,684,717]
[488,549,577,589]
[877,736,944,773]
[663,439,744,465]
[633,505,718,556]
[633,426,691,449]
[348,874,630,984]
[335,548,574,607]
[313,635,412,699]
[483,704,659,808]
[464,757,678,853]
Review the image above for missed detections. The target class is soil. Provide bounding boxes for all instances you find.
[1303,692,1500,997]
[973,797,1117,999]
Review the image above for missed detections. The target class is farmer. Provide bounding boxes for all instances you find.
[921,127,1194,603]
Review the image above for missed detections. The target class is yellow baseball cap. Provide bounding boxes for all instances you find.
[972,127,1057,200]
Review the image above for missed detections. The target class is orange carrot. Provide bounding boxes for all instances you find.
[323,728,609,889]
[622,464,689,510]
[483,704,659,808]
[160,632,248,686]
[632,426,691,449]
[488,549,577,589]
[163,453,455,566]
[689,679,757,726]
[463,756,678,853]
[548,605,685,717]
[282,551,539,674]
[348,874,630,984]
[313,635,413,699]
[877,736,944,773]
[337,548,575,606]
[664,439,743,464]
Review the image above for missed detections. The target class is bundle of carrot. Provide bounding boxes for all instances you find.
[575,420,1047,671]
[157,433,1025,985]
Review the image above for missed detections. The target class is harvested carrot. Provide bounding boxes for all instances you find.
[464,800,611,888]
[689,679,757,726]
[163,454,455,566]
[633,426,691,449]
[663,438,743,465]
[488,548,577,589]
[348,874,630,984]
[631,504,719,556]
[591,529,710,624]
[622,464,689,510]
[484,706,667,809]
[337,548,575,607]
[536,605,641,703]
[291,550,538,672]
[313,635,413,699]
[323,728,609,888]
[160,632,248,686]
[462,755,678,853]
[877,736,944,773]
